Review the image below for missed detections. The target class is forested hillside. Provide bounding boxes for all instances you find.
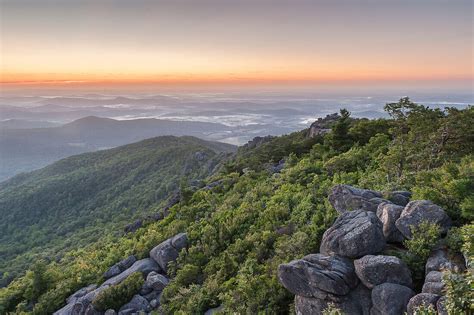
[0,98,472,314]
[0,136,235,287]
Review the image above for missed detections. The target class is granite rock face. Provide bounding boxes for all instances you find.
[395,200,451,239]
[278,254,358,299]
[320,210,385,258]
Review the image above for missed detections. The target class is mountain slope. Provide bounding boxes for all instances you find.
[0,136,235,284]
[0,116,231,181]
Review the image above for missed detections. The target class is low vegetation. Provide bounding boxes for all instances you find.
[0,98,472,314]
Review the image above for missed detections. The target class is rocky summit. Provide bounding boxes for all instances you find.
[279,184,466,315]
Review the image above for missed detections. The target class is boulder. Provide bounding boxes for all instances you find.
[144,289,162,302]
[320,210,385,258]
[124,219,143,234]
[376,203,405,243]
[71,285,110,315]
[118,295,150,314]
[395,200,451,239]
[387,192,410,207]
[278,254,358,299]
[144,271,169,292]
[149,233,188,273]
[328,185,383,213]
[103,255,137,279]
[294,283,371,315]
[406,293,440,314]
[354,255,412,289]
[370,283,415,315]
[422,281,444,295]
[204,305,224,315]
[425,270,443,283]
[104,310,116,315]
[83,304,101,315]
[102,258,160,286]
[66,284,98,304]
[425,249,465,275]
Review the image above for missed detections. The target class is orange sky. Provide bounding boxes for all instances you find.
[1,0,473,87]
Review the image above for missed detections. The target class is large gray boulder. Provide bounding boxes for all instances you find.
[376,203,405,243]
[422,270,445,295]
[278,254,358,299]
[118,295,150,314]
[370,283,415,315]
[354,255,412,289]
[425,249,465,275]
[144,271,169,292]
[406,293,440,314]
[395,200,451,239]
[103,255,137,279]
[102,258,160,286]
[294,283,371,315]
[328,185,384,213]
[149,233,188,273]
[436,296,448,315]
[386,191,411,206]
[70,285,110,315]
[320,210,386,258]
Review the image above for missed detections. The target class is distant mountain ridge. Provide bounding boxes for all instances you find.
[0,116,231,181]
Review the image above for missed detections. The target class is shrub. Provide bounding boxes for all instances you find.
[92,272,144,311]
[445,227,463,254]
[322,303,345,315]
[412,304,437,315]
[442,270,473,313]
[402,222,441,287]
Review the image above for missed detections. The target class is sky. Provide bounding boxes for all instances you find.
[1,0,473,89]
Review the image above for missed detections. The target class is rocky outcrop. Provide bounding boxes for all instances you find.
[278,254,358,299]
[278,184,464,315]
[55,233,187,315]
[149,233,188,273]
[395,200,451,238]
[354,255,412,289]
[320,210,385,258]
[307,113,339,138]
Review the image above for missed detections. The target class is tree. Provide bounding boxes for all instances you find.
[326,109,353,153]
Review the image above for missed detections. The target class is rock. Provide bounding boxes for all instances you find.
[307,113,339,138]
[354,255,412,289]
[320,210,386,258]
[436,296,448,315]
[150,298,160,309]
[83,304,101,315]
[278,254,358,299]
[294,283,371,315]
[204,305,224,315]
[425,249,465,275]
[103,258,160,286]
[53,303,74,315]
[395,200,452,239]
[71,285,110,315]
[425,271,443,283]
[387,192,410,207]
[103,265,121,280]
[406,293,440,314]
[145,271,169,292]
[104,310,116,315]
[149,233,188,273]
[118,295,150,314]
[376,203,405,243]
[422,281,444,295]
[66,284,98,304]
[124,219,143,234]
[144,290,162,302]
[370,283,415,315]
[103,255,137,279]
[392,191,412,198]
[328,185,383,213]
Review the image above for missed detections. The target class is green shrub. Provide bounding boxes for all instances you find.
[445,227,463,254]
[92,272,144,311]
[412,304,437,315]
[322,303,345,315]
[443,270,473,313]
[402,222,441,287]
